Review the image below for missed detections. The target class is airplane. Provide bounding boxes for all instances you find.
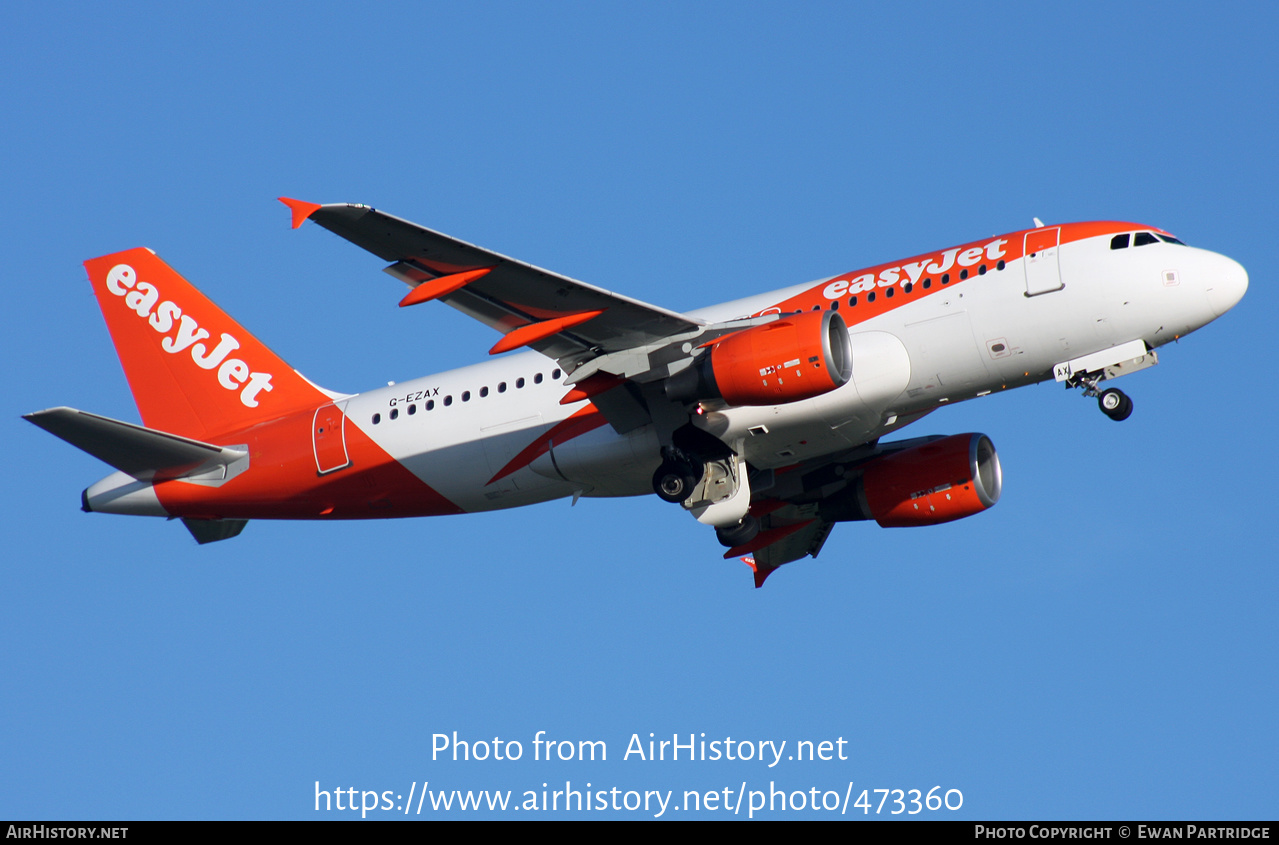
[25,200,1248,586]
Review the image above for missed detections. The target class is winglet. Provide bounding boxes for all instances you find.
[739,556,775,589]
[278,197,322,229]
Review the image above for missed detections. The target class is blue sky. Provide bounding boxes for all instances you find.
[4,1,1276,820]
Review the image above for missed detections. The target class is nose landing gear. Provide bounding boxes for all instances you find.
[1098,387,1133,421]
[1054,341,1155,422]
[1063,370,1134,421]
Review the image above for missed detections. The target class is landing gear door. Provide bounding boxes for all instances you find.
[312,401,351,475]
[1024,227,1063,296]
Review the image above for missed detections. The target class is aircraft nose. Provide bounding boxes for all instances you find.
[1205,254,1248,317]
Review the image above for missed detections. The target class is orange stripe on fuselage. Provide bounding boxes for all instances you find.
[486,405,608,485]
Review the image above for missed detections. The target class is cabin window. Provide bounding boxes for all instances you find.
[498,382,507,393]
[462,391,471,402]
[516,377,525,388]
[997,259,1006,270]
[426,400,434,411]
[444,395,453,406]
[552,369,562,379]
[534,373,543,384]
[390,408,399,420]
[480,386,489,398]
[867,291,876,303]
[408,404,416,415]
[372,413,381,424]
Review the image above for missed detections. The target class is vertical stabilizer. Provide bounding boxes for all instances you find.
[84,248,329,439]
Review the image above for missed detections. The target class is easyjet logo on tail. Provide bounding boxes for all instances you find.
[103,263,274,408]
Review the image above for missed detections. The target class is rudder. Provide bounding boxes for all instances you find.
[85,247,330,439]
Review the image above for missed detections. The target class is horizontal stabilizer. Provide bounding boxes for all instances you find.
[23,407,246,481]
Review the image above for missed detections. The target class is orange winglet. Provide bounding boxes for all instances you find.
[490,310,605,356]
[399,267,495,307]
[278,197,322,229]
[722,519,814,560]
[559,371,624,405]
[739,556,772,589]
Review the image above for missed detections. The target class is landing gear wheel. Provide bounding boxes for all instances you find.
[1098,388,1133,421]
[652,461,699,503]
[715,515,760,548]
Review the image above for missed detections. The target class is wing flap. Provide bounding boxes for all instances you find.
[730,498,837,587]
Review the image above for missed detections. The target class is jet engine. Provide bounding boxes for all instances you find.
[666,310,852,406]
[822,433,1002,527]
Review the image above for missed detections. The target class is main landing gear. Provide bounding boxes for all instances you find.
[652,459,699,504]
[651,429,761,548]
[714,514,759,548]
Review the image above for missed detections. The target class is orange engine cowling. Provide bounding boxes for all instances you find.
[825,433,1002,527]
[666,310,853,406]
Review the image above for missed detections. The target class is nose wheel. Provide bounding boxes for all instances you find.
[1064,370,1135,422]
[1098,388,1133,421]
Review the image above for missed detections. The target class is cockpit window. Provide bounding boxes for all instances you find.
[1110,233,1130,250]
[1134,232,1159,247]
[1157,234,1187,246]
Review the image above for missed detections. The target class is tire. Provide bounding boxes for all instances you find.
[716,515,760,548]
[1098,388,1133,421]
[652,462,699,503]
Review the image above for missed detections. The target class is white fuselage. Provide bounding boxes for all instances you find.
[343,228,1247,513]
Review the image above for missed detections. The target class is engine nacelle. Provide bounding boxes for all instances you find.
[666,310,853,406]
[823,433,1002,527]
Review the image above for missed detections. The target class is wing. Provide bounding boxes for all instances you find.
[282,199,707,369]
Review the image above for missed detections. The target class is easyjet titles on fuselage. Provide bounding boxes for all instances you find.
[819,237,1010,301]
[103,263,275,408]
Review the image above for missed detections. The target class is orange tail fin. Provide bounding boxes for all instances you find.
[85,247,330,439]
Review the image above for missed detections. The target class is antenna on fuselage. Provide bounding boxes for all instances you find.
[1033,217,1045,228]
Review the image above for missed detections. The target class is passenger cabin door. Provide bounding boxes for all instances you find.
[1024,227,1064,296]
